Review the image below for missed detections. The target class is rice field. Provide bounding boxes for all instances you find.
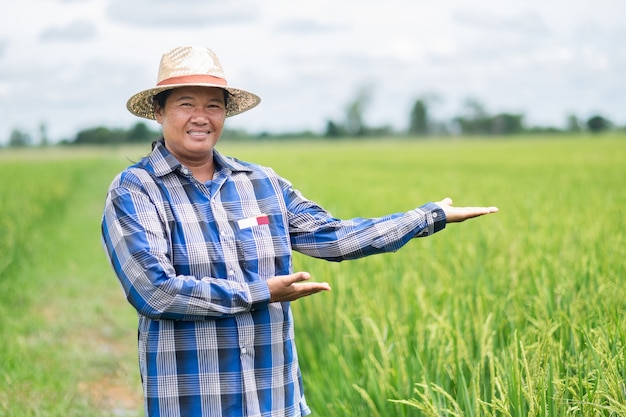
[0,135,624,416]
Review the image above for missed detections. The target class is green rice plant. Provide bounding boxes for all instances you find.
[285,136,626,417]
[0,136,624,416]
[0,148,146,417]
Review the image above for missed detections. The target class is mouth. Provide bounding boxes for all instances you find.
[187,130,211,138]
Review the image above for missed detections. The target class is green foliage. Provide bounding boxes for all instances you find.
[452,99,525,135]
[0,137,624,416]
[0,147,146,416]
[73,122,160,145]
[126,122,155,142]
[587,115,611,133]
[409,99,429,136]
[236,136,626,416]
[74,126,127,145]
[8,128,32,147]
[344,86,372,136]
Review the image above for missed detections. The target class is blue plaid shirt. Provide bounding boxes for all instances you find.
[101,140,446,417]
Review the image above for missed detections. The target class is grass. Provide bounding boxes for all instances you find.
[0,147,146,416]
[0,135,624,416]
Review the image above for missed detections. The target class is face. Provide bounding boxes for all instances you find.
[154,86,226,165]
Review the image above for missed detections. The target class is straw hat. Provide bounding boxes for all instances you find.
[127,46,261,119]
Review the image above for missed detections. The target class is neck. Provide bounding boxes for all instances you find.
[186,157,215,183]
[164,142,216,182]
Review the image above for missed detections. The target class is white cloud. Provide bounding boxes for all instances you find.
[40,20,97,41]
[106,0,259,27]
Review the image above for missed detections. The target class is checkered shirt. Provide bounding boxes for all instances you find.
[101,140,446,416]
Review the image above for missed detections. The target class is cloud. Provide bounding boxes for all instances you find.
[274,19,343,35]
[453,9,551,39]
[106,0,259,28]
[0,39,7,59]
[39,20,97,42]
[1,0,625,143]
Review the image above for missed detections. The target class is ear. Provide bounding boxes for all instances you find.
[154,103,164,124]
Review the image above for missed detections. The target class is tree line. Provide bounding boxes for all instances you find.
[2,94,620,148]
[325,90,616,138]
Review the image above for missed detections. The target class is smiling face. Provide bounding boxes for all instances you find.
[154,86,227,167]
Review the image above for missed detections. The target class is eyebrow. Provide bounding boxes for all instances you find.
[173,95,224,103]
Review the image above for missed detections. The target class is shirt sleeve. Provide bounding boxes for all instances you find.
[281,179,446,261]
[101,175,271,321]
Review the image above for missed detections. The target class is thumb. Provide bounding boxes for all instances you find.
[289,271,311,284]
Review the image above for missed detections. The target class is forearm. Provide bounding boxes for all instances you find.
[103,242,271,320]
[290,202,446,261]
[101,187,271,320]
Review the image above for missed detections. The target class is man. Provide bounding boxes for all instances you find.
[101,45,498,417]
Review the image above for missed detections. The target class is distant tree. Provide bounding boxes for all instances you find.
[39,122,49,146]
[490,113,524,135]
[344,86,371,136]
[74,126,125,144]
[127,122,156,142]
[527,126,563,135]
[408,99,429,136]
[8,128,31,147]
[565,114,581,132]
[452,99,525,136]
[587,115,611,133]
[324,120,344,138]
[453,98,490,135]
[367,125,395,137]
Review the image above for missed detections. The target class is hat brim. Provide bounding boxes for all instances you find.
[126,83,261,120]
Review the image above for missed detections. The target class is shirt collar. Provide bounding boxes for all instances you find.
[140,139,252,177]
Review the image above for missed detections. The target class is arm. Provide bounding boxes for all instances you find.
[263,195,498,303]
[101,182,271,321]
[280,179,446,261]
[281,180,498,261]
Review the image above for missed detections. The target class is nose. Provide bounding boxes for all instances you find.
[190,107,210,124]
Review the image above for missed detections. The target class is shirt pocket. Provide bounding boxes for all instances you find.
[233,211,291,277]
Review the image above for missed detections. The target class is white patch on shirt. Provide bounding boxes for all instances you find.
[237,214,269,230]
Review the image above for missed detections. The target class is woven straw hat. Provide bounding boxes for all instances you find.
[127,46,261,119]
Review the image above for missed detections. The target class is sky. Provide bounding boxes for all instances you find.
[1,0,624,144]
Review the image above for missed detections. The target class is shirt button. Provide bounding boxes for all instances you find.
[433,212,438,218]
[241,347,247,354]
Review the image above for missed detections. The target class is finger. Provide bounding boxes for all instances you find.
[469,206,498,217]
[477,206,499,214]
[295,282,331,296]
[288,271,311,285]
